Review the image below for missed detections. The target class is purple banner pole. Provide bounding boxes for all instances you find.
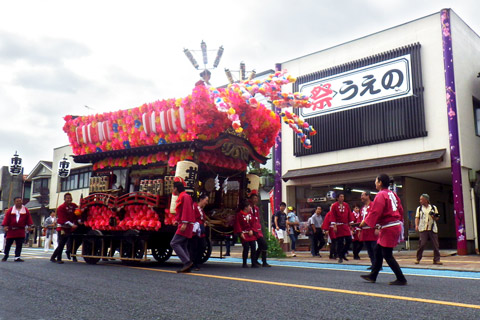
[441,9,468,255]
[273,63,283,214]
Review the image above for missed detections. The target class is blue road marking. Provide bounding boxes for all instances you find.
[207,257,480,280]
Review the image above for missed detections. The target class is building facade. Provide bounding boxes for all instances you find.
[0,166,24,211]
[25,161,52,226]
[49,145,91,210]
[278,9,480,254]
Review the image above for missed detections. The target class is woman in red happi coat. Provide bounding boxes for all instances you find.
[322,209,337,259]
[351,204,363,260]
[360,174,407,285]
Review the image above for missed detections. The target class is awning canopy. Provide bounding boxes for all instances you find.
[282,149,446,181]
[25,199,49,212]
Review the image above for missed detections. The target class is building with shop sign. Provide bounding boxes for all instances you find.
[49,145,92,209]
[276,9,480,254]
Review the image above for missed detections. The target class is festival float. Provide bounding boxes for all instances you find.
[63,69,316,264]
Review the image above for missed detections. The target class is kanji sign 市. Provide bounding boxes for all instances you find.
[58,157,71,178]
[300,54,413,118]
[9,152,22,176]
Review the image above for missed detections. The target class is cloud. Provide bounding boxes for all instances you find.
[0,31,92,93]
[13,65,89,93]
[0,31,90,66]
[0,126,62,175]
[105,66,155,87]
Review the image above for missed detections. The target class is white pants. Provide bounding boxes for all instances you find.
[0,232,4,251]
[44,233,58,252]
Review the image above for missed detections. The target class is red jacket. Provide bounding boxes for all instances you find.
[250,205,264,238]
[193,203,206,238]
[234,210,257,242]
[360,203,378,242]
[2,206,33,239]
[56,202,78,234]
[365,189,403,248]
[352,210,362,241]
[321,211,337,240]
[331,201,354,238]
[175,192,195,238]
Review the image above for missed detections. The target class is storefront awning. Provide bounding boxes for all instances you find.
[282,149,446,181]
[25,199,49,212]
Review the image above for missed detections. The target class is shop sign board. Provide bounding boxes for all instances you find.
[307,197,327,203]
[300,54,413,118]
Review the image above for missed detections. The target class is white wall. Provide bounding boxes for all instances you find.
[451,11,480,172]
[462,167,475,239]
[280,12,451,175]
[448,11,480,242]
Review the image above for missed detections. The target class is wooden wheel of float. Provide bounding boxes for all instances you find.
[200,238,212,264]
[120,230,145,264]
[82,230,103,265]
[152,246,173,263]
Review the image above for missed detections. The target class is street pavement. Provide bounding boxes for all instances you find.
[0,247,479,320]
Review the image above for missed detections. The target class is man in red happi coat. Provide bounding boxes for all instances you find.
[170,180,196,273]
[360,174,407,285]
[249,191,270,267]
[234,200,257,268]
[331,193,354,263]
[2,197,34,262]
[50,193,78,264]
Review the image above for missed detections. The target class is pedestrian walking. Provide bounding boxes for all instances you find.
[360,191,378,269]
[360,173,407,285]
[43,211,57,252]
[189,194,209,271]
[415,194,442,265]
[249,191,270,267]
[70,208,87,262]
[274,202,287,246]
[309,206,325,257]
[352,204,363,260]
[2,197,34,262]
[234,200,257,268]
[322,208,337,259]
[24,226,30,245]
[331,193,354,263]
[287,206,300,257]
[169,179,196,273]
[50,193,78,264]
[224,234,233,256]
[0,210,5,252]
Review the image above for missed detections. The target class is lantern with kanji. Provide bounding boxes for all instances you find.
[175,160,198,194]
[58,156,71,178]
[246,174,260,197]
[9,151,22,176]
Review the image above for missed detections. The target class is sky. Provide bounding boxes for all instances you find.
[1,0,479,174]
